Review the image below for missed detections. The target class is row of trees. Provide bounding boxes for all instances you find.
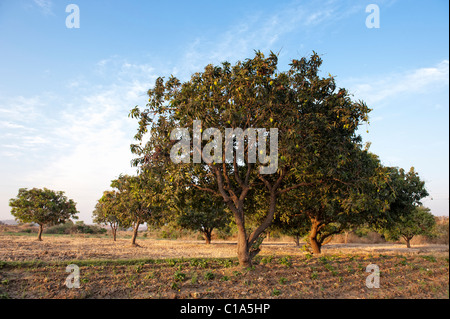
[8,52,438,268]
[94,51,435,266]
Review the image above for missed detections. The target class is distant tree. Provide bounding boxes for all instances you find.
[287,150,391,254]
[435,217,449,245]
[271,193,311,246]
[176,186,231,244]
[92,190,130,241]
[272,214,311,247]
[111,169,165,247]
[9,187,78,241]
[384,206,436,248]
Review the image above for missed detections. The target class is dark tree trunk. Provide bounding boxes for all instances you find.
[309,219,322,254]
[204,229,212,245]
[131,221,140,247]
[294,234,300,247]
[405,236,412,248]
[112,227,117,241]
[37,224,43,241]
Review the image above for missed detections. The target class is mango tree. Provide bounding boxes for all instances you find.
[9,187,78,241]
[129,51,370,267]
[378,167,430,248]
[93,190,131,241]
[111,170,164,247]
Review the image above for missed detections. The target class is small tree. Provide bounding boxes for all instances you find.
[289,150,390,254]
[9,187,79,241]
[111,170,164,247]
[176,187,231,244]
[385,206,436,248]
[93,190,130,241]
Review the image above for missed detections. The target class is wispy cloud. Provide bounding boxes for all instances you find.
[33,0,53,15]
[341,59,449,106]
[0,58,158,220]
[176,0,363,80]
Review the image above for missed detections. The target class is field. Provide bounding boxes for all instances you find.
[0,231,448,299]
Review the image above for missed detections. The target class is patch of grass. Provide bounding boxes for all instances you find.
[217,259,234,268]
[278,277,288,284]
[279,256,292,268]
[204,271,215,280]
[166,259,177,267]
[190,258,208,268]
[324,263,338,276]
[421,255,437,263]
[173,270,186,282]
[311,271,318,280]
[319,256,329,264]
[134,263,144,273]
[261,255,274,264]
[272,288,281,296]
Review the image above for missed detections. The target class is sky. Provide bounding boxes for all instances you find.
[0,0,448,223]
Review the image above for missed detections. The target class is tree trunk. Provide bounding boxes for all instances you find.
[37,224,43,241]
[405,237,412,248]
[204,229,212,245]
[309,219,322,254]
[131,221,140,247]
[232,205,254,268]
[344,231,349,244]
[110,223,117,241]
[293,234,300,247]
[237,230,252,268]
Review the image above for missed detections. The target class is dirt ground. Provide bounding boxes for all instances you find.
[0,235,448,299]
[0,234,448,261]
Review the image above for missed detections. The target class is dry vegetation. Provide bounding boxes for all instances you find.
[0,225,448,299]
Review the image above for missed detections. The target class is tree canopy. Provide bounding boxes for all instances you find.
[129,51,372,266]
[9,187,78,241]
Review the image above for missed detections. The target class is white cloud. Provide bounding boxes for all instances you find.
[0,58,157,222]
[342,60,449,106]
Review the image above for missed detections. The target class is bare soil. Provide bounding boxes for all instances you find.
[0,234,448,299]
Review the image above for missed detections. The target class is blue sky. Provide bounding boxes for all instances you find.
[0,0,448,223]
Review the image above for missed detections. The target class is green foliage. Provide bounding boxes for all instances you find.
[9,187,78,240]
[203,271,215,280]
[261,255,274,264]
[9,188,78,226]
[272,288,281,296]
[383,206,436,246]
[44,221,106,235]
[278,256,292,268]
[129,50,374,266]
[173,270,186,281]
